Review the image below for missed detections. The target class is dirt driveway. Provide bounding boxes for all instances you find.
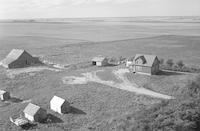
[63,68,174,99]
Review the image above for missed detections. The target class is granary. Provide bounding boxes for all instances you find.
[23,103,47,122]
[50,96,70,114]
[131,54,160,75]
[1,49,40,69]
[0,90,10,101]
[92,56,108,67]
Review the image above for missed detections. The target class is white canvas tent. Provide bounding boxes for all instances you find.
[50,96,70,114]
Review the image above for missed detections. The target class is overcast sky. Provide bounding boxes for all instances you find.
[0,0,200,19]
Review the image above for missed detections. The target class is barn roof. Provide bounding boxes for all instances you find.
[92,56,107,62]
[1,49,26,65]
[133,54,158,67]
[50,96,67,107]
[7,49,25,60]
[23,103,41,116]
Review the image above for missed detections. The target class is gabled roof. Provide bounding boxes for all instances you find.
[7,49,25,60]
[50,96,67,107]
[133,54,158,67]
[1,49,26,65]
[23,103,41,116]
[92,56,107,62]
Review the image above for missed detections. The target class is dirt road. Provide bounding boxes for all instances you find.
[63,68,174,99]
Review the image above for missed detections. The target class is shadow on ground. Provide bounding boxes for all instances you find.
[21,123,37,130]
[157,70,183,76]
[9,97,23,103]
[69,106,86,115]
[42,114,64,124]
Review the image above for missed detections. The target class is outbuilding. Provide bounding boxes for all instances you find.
[1,49,40,69]
[131,54,160,75]
[0,90,10,101]
[92,56,108,67]
[50,96,70,114]
[23,103,47,122]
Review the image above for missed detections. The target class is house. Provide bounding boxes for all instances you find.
[131,54,160,75]
[50,96,70,114]
[1,49,40,69]
[0,90,10,101]
[92,56,108,67]
[23,103,47,122]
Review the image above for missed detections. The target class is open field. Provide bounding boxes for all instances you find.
[0,17,200,130]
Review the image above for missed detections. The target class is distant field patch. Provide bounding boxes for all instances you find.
[96,70,122,83]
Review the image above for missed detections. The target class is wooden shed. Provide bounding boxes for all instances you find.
[0,90,10,101]
[23,103,47,122]
[1,49,40,69]
[131,54,159,75]
[92,56,108,67]
[50,96,70,114]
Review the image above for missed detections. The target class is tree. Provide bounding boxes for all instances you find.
[176,60,184,69]
[166,59,174,67]
[159,58,164,65]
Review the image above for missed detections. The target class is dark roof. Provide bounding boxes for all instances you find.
[23,103,41,116]
[133,54,158,67]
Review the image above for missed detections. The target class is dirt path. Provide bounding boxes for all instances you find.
[63,69,174,99]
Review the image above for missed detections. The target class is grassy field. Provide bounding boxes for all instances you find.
[0,17,200,130]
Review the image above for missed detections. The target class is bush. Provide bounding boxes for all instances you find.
[177,60,184,69]
[159,58,164,65]
[166,59,174,67]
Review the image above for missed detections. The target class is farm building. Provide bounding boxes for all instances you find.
[1,49,40,69]
[126,57,135,67]
[23,103,47,122]
[0,90,10,101]
[50,96,70,114]
[92,56,108,66]
[131,54,160,75]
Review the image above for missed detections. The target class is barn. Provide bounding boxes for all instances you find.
[23,103,47,122]
[92,56,108,67]
[131,54,160,75]
[0,90,10,101]
[1,49,40,69]
[50,96,70,114]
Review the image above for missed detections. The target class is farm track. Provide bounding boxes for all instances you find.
[63,68,174,99]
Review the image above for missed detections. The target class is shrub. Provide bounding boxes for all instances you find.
[177,60,184,69]
[166,59,174,67]
[159,58,164,65]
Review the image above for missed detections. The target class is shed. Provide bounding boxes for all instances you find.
[0,90,10,101]
[92,56,108,66]
[23,103,47,122]
[50,96,70,114]
[131,54,160,75]
[1,49,40,69]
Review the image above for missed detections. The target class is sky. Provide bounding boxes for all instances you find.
[0,0,200,19]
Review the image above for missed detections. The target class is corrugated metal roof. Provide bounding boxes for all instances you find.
[92,56,107,62]
[133,54,157,67]
[50,96,66,107]
[23,103,41,116]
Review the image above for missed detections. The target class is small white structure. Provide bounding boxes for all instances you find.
[23,103,47,122]
[92,56,108,67]
[50,96,70,114]
[0,90,10,101]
